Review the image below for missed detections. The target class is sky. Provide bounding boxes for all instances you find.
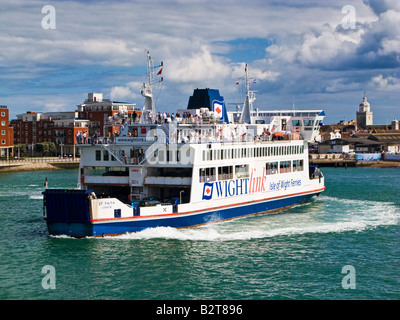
[0,0,399,125]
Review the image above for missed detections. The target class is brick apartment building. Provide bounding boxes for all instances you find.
[9,92,139,157]
[11,111,89,157]
[76,93,139,136]
[0,105,14,158]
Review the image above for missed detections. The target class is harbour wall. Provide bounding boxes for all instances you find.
[0,158,80,173]
[310,153,400,168]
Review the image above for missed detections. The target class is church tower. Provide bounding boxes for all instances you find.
[356,92,373,130]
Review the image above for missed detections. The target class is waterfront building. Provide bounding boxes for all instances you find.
[9,93,139,157]
[76,93,139,137]
[356,92,373,130]
[0,105,14,158]
[392,119,399,131]
[318,137,382,154]
[11,111,89,157]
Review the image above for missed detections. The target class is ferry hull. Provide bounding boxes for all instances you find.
[44,189,322,237]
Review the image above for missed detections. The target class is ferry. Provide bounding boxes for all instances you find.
[43,53,325,237]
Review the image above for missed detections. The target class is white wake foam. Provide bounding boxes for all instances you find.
[29,194,43,200]
[110,196,399,242]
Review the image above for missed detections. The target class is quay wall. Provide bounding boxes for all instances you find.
[0,158,80,173]
[310,153,400,168]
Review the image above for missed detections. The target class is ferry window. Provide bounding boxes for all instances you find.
[292,120,302,126]
[199,167,216,183]
[86,166,106,176]
[95,150,101,161]
[280,161,291,173]
[304,120,314,126]
[235,164,249,178]
[206,150,210,161]
[293,160,304,172]
[266,162,278,175]
[218,166,233,180]
[103,150,109,161]
[131,149,144,164]
[282,119,287,131]
[96,167,129,176]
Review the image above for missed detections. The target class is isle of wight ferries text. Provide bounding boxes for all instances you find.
[202,168,302,200]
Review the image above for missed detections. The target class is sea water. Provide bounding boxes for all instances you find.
[0,167,399,299]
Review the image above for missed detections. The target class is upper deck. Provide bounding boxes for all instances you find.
[78,107,324,147]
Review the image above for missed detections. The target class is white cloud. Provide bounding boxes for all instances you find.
[166,47,231,84]
[109,81,142,101]
[370,74,400,90]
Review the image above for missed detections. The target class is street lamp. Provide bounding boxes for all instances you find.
[179,190,184,204]
[60,143,64,158]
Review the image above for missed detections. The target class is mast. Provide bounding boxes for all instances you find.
[239,63,256,124]
[141,50,163,116]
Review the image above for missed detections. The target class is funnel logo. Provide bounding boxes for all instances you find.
[202,182,214,200]
[213,100,223,118]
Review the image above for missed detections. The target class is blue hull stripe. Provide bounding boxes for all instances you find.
[47,191,318,237]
